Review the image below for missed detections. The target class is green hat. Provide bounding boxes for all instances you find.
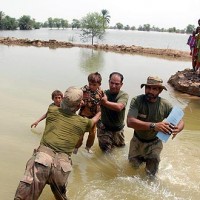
[141,76,167,91]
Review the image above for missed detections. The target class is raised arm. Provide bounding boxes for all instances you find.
[31,113,47,128]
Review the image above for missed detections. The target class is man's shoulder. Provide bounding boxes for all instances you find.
[159,97,171,105]
[119,90,128,95]
[131,94,145,102]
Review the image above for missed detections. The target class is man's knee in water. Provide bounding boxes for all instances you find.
[145,158,159,176]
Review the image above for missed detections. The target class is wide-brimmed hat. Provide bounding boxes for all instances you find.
[141,76,167,90]
[61,86,83,111]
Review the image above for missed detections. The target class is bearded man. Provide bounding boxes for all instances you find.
[127,76,184,176]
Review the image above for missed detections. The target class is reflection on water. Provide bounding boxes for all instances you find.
[79,49,104,73]
[0,45,199,200]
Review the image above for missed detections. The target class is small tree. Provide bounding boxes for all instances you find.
[54,18,61,29]
[186,24,195,34]
[61,19,68,29]
[71,19,80,29]
[115,22,123,30]
[124,25,130,30]
[80,12,105,45]
[48,17,54,29]
[18,15,33,30]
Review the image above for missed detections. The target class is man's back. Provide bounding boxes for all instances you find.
[40,106,92,155]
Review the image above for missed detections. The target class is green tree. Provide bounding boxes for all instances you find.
[54,18,61,29]
[71,19,80,29]
[42,21,48,28]
[186,24,195,34]
[124,25,130,30]
[48,17,54,29]
[143,24,151,31]
[115,22,123,30]
[0,11,5,29]
[80,12,105,45]
[32,18,41,29]
[18,15,33,30]
[101,9,110,29]
[131,26,136,30]
[138,24,151,31]
[1,15,18,30]
[61,19,68,29]
[168,27,176,33]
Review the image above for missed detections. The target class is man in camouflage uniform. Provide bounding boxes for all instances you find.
[127,76,184,176]
[14,86,101,200]
[97,72,129,153]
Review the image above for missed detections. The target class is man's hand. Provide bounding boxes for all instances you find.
[154,121,174,135]
[101,94,107,106]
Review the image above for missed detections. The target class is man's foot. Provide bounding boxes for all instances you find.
[73,148,78,154]
[85,147,93,154]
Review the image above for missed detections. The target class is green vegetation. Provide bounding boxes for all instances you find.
[0,10,197,34]
[101,9,110,29]
[80,12,105,45]
[71,19,81,29]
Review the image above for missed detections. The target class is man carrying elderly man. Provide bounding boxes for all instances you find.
[14,86,101,200]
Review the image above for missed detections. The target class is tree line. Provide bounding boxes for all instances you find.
[0,10,196,33]
[0,10,197,45]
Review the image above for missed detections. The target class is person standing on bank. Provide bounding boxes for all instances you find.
[127,76,184,176]
[97,72,129,152]
[14,86,101,200]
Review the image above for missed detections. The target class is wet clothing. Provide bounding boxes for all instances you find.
[97,90,129,152]
[128,94,172,175]
[15,106,93,200]
[14,146,72,200]
[97,126,125,152]
[129,135,163,176]
[75,85,104,149]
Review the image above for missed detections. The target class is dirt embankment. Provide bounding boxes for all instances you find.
[0,37,191,60]
[168,69,200,97]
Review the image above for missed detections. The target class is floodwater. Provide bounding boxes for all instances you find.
[0,32,200,200]
[0,28,190,51]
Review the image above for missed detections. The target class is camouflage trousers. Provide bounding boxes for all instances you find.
[128,135,163,176]
[14,145,72,200]
[97,127,125,152]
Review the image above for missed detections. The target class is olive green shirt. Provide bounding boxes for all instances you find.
[128,94,173,140]
[101,90,129,131]
[40,105,92,155]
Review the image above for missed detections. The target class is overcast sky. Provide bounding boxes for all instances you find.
[1,0,199,29]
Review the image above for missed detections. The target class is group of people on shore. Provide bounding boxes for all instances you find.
[187,19,200,74]
[14,72,184,200]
